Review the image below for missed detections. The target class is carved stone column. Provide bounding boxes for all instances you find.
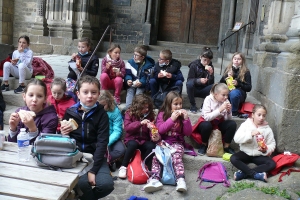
[75,0,92,39]
[31,0,48,36]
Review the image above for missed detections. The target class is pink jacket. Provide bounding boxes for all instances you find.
[156,112,192,145]
[201,94,232,121]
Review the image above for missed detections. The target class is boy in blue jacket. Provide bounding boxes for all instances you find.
[124,45,155,110]
[61,75,114,200]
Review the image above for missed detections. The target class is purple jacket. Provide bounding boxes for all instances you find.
[123,112,151,145]
[156,112,192,145]
[8,105,58,144]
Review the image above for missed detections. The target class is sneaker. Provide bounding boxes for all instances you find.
[198,144,207,156]
[190,105,198,114]
[1,84,9,92]
[143,178,163,193]
[118,166,127,179]
[176,178,187,192]
[234,170,247,181]
[224,146,235,154]
[253,172,267,182]
[14,85,25,94]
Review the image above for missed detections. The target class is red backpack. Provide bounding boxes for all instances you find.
[127,149,149,184]
[269,152,300,182]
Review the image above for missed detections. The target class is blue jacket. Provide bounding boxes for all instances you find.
[125,55,155,88]
[107,106,123,146]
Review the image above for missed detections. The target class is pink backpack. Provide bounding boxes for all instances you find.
[197,162,230,189]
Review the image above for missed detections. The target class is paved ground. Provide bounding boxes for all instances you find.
[37,55,300,200]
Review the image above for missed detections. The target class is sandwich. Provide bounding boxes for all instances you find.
[61,118,78,130]
[18,110,36,122]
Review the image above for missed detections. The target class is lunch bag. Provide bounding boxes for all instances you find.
[152,85,180,109]
[31,133,83,169]
[197,162,230,189]
[127,149,149,184]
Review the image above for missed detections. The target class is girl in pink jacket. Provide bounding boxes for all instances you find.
[143,91,192,193]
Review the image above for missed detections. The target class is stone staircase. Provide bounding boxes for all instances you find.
[1,54,261,176]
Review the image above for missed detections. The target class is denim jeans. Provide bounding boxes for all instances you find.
[186,79,212,106]
[229,89,243,114]
[149,78,183,97]
[125,86,145,110]
[77,161,114,200]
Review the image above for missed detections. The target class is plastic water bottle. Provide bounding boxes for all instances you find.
[17,128,30,162]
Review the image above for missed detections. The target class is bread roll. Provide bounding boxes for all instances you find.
[18,110,36,122]
[61,118,78,130]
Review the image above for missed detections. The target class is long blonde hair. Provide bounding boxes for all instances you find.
[98,90,115,112]
[223,52,248,82]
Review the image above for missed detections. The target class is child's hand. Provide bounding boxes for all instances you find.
[88,172,96,186]
[18,46,24,53]
[71,53,77,60]
[206,66,213,75]
[258,146,267,153]
[141,119,150,125]
[9,113,21,131]
[180,109,188,119]
[127,80,133,86]
[158,72,164,78]
[251,130,260,137]
[60,122,73,135]
[219,102,228,113]
[151,133,160,142]
[166,72,172,78]
[19,112,36,131]
[171,110,181,121]
[228,71,233,77]
[11,59,19,65]
[106,62,111,69]
[200,78,208,84]
[232,79,238,86]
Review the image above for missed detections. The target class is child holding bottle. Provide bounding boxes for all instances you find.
[192,83,237,155]
[100,44,126,105]
[2,35,33,93]
[8,79,58,144]
[98,90,126,171]
[143,91,192,193]
[47,77,76,132]
[230,104,276,182]
[118,94,157,179]
[219,52,252,117]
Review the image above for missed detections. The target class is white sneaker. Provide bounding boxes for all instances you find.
[143,178,163,193]
[118,166,127,179]
[176,178,187,192]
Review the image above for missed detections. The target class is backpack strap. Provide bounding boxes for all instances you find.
[197,163,217,189]
[217,163,230,187]
[142,150,155,176]
[278,168,300,182]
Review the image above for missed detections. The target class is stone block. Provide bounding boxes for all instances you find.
[53,45,68,55]
[51,37,64,45]
[38,36,50,44]
[29,35,39,43]
[30,43,53,54]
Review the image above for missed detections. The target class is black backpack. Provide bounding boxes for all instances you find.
[152,85,180,109]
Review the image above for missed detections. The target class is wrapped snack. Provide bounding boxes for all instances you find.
[148,122,159,138]
[225,76,235,91]
[75,55,81,69]
[132,79,140,88]
[256,134,268,150]
[112,67,120,73]
[205,65,210,70]
[160,70,167,76]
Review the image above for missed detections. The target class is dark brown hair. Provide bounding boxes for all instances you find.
[200,47,213,59]
[18,35,30,45]
[24,79,47,97]
[128,94,155,121]
[78,75,100,91]
[79,37,92,50]
[134,45,147,57]
[160,91,182,121]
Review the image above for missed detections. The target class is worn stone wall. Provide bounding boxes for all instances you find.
[0,0,14,44]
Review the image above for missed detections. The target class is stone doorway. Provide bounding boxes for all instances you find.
[157,0,222,45]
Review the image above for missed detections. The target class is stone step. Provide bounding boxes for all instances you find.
[2,90,24,107]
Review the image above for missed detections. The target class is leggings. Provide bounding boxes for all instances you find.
[197,120,236,144]
[151,143,185,180]
[122,140,156,170]
[230,151,276,177]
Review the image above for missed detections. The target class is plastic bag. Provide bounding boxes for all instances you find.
[206,129,224,157]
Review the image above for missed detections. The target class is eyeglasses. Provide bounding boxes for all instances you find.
[158,57,166,61]
[133,54,142,58]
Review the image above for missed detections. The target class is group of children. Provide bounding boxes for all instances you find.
[2,35,277,199]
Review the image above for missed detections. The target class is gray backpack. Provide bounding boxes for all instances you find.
[31,133,83,169]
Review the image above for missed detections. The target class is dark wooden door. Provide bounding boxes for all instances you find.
[158,0,222,45]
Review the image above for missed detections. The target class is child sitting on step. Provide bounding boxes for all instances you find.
[98,90,126,171]
[8,79,58,144]
[192,83,237,155]
[1,35,33,94]
[118,94,157,179]
[47,77,75,132]
[230,104,276,182]
[143,91,192,193]
[100,44,126,105]
[60,75,114,200]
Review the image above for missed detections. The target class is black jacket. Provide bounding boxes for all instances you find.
[68,52,99,80]
[152,59,184,85]
[220,66,252,101]
[63,102,109,174]
[187,59,214,86]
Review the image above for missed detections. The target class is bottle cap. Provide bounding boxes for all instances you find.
[20,128,26,132]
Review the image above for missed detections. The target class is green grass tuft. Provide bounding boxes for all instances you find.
[227,182,255,193]
[256,187,291,199]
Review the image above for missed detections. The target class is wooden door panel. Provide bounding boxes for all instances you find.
[189,0,222,45]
